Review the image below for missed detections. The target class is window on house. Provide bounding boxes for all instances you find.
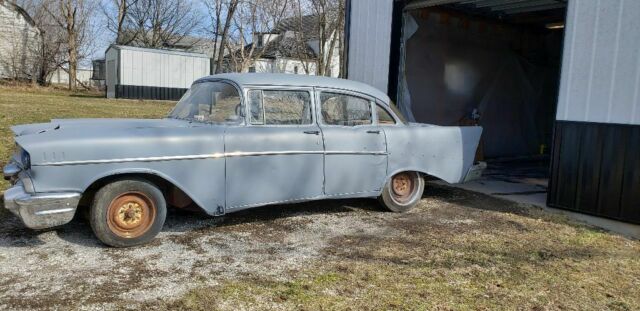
[248,66,256,73]
[320,92,372,126]
[249,90,312,125]
[376,105,396,125]
[294,66,299,74]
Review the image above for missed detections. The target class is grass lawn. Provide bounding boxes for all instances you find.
[0,85,174,191]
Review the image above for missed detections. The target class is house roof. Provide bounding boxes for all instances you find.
[1,0,38,29]
[273,15,321,40]
[196,73,391,105]
[238,35,316,60]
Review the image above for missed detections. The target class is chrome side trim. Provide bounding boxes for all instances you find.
[325,151,387,155]
[36,154,226,166]
[34,207,76,216]
[35,150,389,166]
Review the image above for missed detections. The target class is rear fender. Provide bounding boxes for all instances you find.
[384,125,482,184]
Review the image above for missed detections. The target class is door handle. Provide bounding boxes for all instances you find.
[366,130,380,134]
[304,130,320,135]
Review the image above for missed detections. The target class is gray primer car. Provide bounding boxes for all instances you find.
[3,73,482,247]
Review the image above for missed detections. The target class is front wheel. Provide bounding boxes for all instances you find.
[90,179,167,247]
[379,172,425,213]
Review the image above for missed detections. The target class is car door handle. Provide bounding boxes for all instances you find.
[366,130,380,134]
[304,130,320,135]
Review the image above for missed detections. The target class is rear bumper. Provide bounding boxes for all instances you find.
[463,161,487,183]
[3,182,80,229]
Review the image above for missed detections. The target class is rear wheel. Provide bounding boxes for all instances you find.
[379,172,424,213]
[90,179,166,247]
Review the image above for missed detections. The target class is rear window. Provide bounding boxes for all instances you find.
[320,92,372,126]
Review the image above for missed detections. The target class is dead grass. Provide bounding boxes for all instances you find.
[0,85,174,191]
[169,187,640,311]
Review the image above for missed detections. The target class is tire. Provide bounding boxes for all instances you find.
[379,171,425,213]
[90,179,167,247]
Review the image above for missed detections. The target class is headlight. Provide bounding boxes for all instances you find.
[21,150,31,169]
[19,148,31,170]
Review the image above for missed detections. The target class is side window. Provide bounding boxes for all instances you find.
[248,90,264,124]
[320,92,372,126]
[248,90,312,125]
[376,105,396,125]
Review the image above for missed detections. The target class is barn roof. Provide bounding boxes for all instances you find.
[106,45,209,59]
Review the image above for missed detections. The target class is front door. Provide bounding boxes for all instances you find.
[224,88,324,210]
[318,90,388,197]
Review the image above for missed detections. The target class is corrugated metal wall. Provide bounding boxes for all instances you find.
[556,0,640,125]
[118,47,210,89]
[347,0,394,93]
[550,0,640,224]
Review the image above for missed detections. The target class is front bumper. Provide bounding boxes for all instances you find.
[3,182,81,230]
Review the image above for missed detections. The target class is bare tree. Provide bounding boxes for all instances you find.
[202,0,239,73]
[124,0,201,49]
[101,0,139,45]
[224,0,291,73]
[293,0,344,77]
[41,0,95,90]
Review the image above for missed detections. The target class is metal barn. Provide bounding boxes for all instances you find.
[105,45,210,100]
[346,0,640,229]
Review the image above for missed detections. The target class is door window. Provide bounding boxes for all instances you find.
[320,92,372,126]
[376,105,396,125]
[248,90,312,125]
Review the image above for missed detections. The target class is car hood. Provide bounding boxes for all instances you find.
[11,118,224,166]
[11,118,191,136]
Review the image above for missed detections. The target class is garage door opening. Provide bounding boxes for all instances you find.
[396,0,567,201]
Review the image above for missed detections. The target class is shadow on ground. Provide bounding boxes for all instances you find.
[0,184,599,248]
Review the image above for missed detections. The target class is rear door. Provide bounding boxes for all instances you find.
[317,89,388,197]
[224,87,324,210]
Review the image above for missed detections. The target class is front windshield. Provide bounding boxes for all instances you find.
[169,81,242,123]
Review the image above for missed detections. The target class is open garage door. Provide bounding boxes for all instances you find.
[398,0,566,159]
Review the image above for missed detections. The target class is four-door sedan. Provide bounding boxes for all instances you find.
[3,73,482,247]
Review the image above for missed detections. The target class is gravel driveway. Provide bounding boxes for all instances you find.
[1,184,639,310]
[0,192,401,310]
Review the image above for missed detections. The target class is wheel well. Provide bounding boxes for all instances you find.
[388,170,440,182]
[78,173,197,211]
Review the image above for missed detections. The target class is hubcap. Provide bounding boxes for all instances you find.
[391,173,415,203]
[107,192,155,238]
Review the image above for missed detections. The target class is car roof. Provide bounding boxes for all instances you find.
[195,73,391,105]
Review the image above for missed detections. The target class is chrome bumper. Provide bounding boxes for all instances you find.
[463,161,487,183]
[3,182,81,229]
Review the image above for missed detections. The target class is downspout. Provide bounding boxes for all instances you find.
[342,0,352,79]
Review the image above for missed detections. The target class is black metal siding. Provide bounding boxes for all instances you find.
[548,121,640,224]
[114,85,187,101]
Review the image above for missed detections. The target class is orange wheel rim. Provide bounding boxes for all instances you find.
[392,173,415,203]
[107,192,156,238]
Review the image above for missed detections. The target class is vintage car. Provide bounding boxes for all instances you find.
[3,73,482,247]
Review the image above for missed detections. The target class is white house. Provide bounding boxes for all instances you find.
[233,14,341,77]
[0,0,41,80]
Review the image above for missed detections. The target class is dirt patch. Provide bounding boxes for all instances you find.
[1,185,639,310]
